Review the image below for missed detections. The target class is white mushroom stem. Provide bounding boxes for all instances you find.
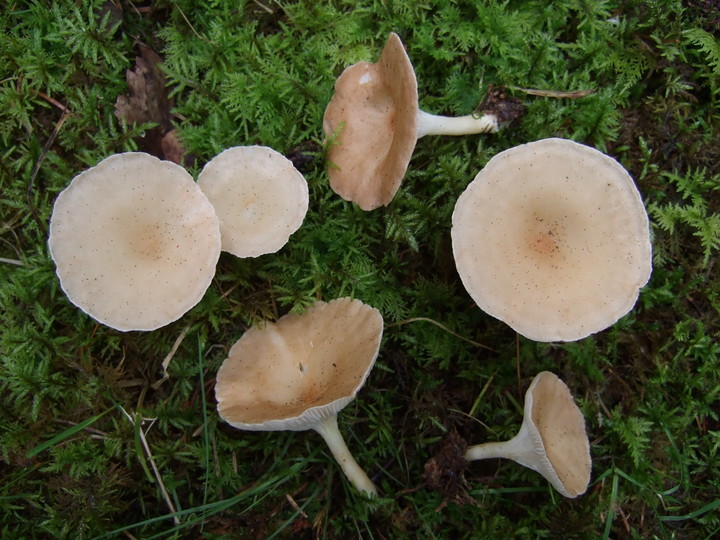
[312,414,378,497]
[416,109,499,138]
[465,422,546,474]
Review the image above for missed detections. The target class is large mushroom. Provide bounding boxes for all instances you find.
[323,32,508,211]
[214,297,383,496]
[197,146,309,258]
[465,371,591,498]
[451,137,652,342]
[48,152,221,332]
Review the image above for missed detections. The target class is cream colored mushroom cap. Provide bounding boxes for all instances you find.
[523,371,591,498]
[48,152,221,332]
[451,137,652,342]
[197,146,309,257]
[323,32,418,210]
[215,297,384,431]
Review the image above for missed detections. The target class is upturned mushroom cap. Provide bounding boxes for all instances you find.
[197,146,309,257]
[465,371,591,498]
[323,32,418,210]
[522,371,591,497]
[452,137,652,342]
[215,297,384,431]
[48,152,221,332]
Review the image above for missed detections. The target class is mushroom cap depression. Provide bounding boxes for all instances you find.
[48,152,221,332]
[323,32,418,210]
[451,138,652,342]
[523,371,591,498]
[215,298,384,431]
[197,146,309,257]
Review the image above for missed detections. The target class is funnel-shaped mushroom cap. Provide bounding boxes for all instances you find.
[323,32,418,210]
[48,152,221,332]
[197,146,309,258]
[452,138,652,342]
[215,297,383,431]
[522,371,591,497]
[465,371,591,498]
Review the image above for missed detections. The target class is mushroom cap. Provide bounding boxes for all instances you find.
[521,371,591,498]
[48,152,221,332]
[197,146,309,257]
[215,298,384,431]
[451,137,652,342]
[323,32,418,210]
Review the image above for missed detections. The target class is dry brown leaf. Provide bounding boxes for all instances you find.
[115,45,185,164]
[115,45,169,128]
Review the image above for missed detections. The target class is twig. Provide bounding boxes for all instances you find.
[617,505,632,533]
[285,493,308,519]
[34,90,69,112]
[387,317,496,352]
[0,257,23,266]
[27,108,72,233]
[116,347,127,370]
[253,0,274,14]
[509,86,596,99]
[56,419,108,438]
[152,324,192,389]
[119,406,180,525]
[448,407,492,431]
[174,4,217,45]
[466,372,496,420]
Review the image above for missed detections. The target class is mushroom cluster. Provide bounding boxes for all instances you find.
[49,147,309,332]
[46,31,659,507]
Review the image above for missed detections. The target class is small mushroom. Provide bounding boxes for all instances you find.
[465,371,591,498]
[197,146,309,257]
[451,137,652,342]
[215,297,383,496]
[323,32,504,211]
[48,152,221,332]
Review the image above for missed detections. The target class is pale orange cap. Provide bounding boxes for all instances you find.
[323,33,418,210]
[197,146,308,258]
[48,152,221,331]
[215,298,384,431]
[452,138,652,341]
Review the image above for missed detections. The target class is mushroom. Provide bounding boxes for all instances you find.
[465,371,591,498]
[48,152,221,332]
[197,146,309,258]
[214,297,383,496]
[451,137,652,342]
[323,32,506,211]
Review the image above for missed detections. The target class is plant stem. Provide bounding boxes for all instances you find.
[313,414,378,497]
[416,109,498,138]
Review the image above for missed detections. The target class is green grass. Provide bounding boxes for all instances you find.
[1,0,719,537]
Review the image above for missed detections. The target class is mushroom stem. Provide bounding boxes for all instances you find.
[313,414,378,497]
[465,423,545,473]
[416,109,499,138]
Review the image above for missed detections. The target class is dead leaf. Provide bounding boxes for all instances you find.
[423,429,476,507]
[115,45,185,163]
[115,45,170,128]
[160,129,186,166]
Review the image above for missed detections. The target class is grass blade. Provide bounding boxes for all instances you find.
[26,406,114,459]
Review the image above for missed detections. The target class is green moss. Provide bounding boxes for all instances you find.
[1,0,719,537]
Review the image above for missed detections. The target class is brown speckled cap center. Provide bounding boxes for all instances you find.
[451,138,652,342]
